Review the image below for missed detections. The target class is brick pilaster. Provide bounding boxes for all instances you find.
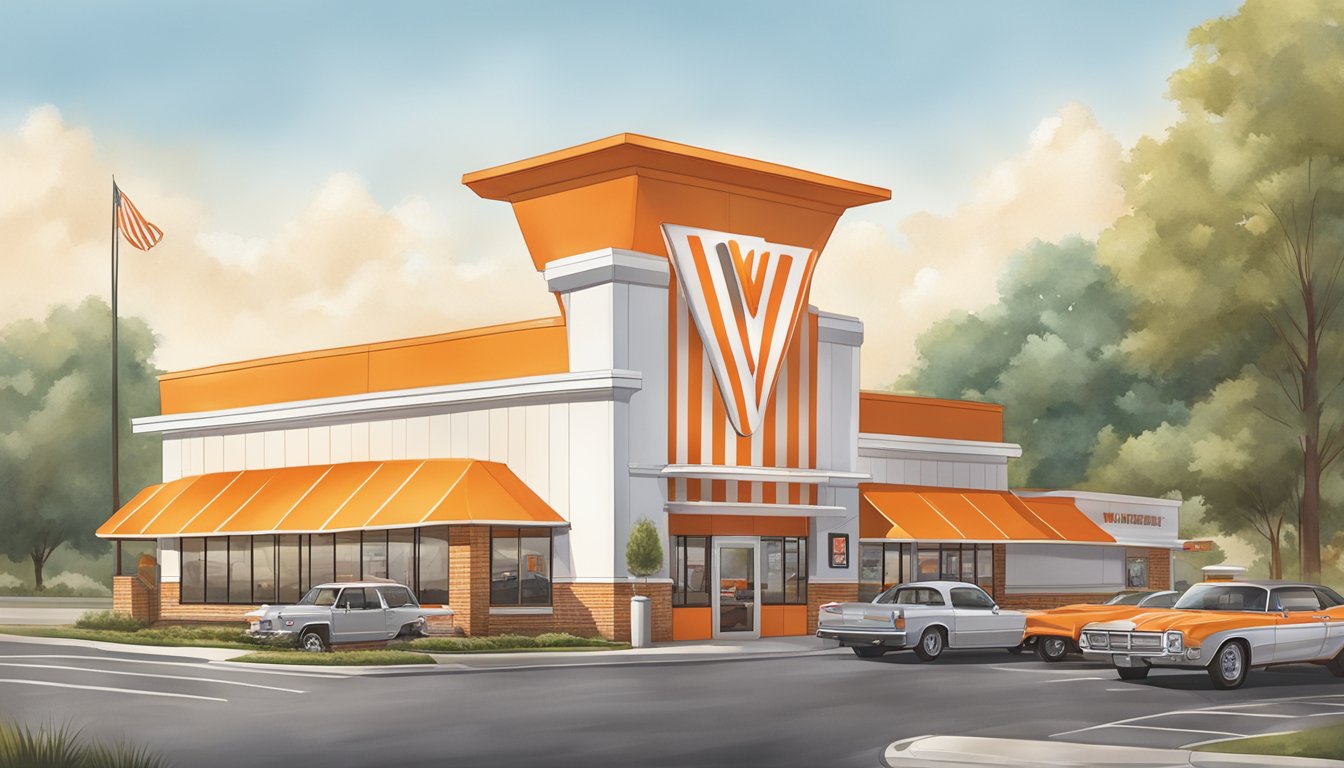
[807,583,859,635]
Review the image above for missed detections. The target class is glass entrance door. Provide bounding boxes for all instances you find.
[712,537,760,639]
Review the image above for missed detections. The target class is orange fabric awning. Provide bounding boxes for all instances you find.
[98,460,567,539]
[860,485,1114,544]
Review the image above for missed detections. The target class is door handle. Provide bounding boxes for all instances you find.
[1311,615,1331,621]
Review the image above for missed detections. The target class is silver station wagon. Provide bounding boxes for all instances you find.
[817,580,1027,660]
[245,581,454,652]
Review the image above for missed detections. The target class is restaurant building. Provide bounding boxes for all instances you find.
[98,134,1181,641]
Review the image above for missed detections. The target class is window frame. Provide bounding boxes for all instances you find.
[489,527,553,607]
[671,535,711,607]
[760,536,808,606]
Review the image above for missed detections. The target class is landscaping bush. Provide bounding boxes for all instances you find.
[233,650,434,666]
[74,611,147,633]
[405,633,625,653]
[0,721,169,768]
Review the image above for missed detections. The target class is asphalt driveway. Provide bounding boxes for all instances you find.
[0,637,1341,767]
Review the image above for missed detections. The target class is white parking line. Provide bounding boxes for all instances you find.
[1042,676,1106,683]
[0,655,346,679]
[0,662,308,693]
[989,666,1104,676]
[0,679,227,702]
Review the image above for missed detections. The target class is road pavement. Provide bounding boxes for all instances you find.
[0,637,1341,768]
[0,596,111,625]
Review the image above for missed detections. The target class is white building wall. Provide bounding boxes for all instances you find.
[854,455,1009,490]
[1005,543,1125,594]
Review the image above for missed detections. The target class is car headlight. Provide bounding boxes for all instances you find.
[1084,631,1109,649]
[1164,631,1184,653]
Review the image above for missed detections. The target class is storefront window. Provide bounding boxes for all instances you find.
[859,544,883,601]
[671,536,710,606]
[916,547,939,581]
[277,535,301,604]
[335,532,361,581]
[490,527,552,606]
[861,543,907,601]
[362,530,389,580]
[1127,556,1148,588]
[416,527,449,604]
[252,535,276,603]
[227,536,250,603]
[204,538,228,603]
[309,534,334,587]
[181,538,205,603]
[762,537,807,605]
[388,529,415,590]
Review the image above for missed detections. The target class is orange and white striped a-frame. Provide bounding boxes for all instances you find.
[661,224,819,437]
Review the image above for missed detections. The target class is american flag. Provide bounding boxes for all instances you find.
[114,185,164,251]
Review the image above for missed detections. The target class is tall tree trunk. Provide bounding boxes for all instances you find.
[30,552,46,592]
[1301,281,1322,582]
[1269,527,1283,580]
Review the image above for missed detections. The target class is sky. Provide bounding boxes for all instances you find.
[0,0,1241,387]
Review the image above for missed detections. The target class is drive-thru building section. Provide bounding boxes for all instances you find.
[98,134,1181,641]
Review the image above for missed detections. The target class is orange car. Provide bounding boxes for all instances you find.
[1023,590,1179,662]
[1080,580,1344,689]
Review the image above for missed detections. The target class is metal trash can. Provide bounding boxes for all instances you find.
[630,595,652,648]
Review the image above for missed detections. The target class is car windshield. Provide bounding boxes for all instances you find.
[1172,584,1267,612]
[297,587,339,606]
[1104,592,1150,606]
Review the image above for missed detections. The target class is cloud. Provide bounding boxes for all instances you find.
[0,106,554,373]
[812,102,1128,388]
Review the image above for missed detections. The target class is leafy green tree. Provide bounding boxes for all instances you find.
[1096,0,1344,580]
[625,518,663,597]
[898,238,1186,489]
[0,298,160,590]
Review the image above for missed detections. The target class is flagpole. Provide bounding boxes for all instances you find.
[111,178,120,515]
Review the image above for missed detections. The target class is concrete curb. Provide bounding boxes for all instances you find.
[880,736,1344,768]
[0,632,249,661]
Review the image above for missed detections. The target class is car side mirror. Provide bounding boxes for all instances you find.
[992,605,1000,614]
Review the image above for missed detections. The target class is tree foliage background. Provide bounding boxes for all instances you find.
[0,298,160,590]
[900,0,1344,586]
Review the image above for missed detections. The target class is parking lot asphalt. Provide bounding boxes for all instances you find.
[1,637,1341,768]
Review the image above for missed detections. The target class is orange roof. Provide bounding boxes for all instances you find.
[97,460,567,539]
[158,317,568,415]
[859,392,1004,443]
[860,484,1114,544]
[1017,496,1115,543]
[462,133,890,272]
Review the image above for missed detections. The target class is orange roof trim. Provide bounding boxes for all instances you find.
[859,391,1005,443]
[97,460,568,539]
[860,484,1114,544]
[158,317,569,415]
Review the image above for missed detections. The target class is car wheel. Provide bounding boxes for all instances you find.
[300,629,328,653]
[852,646,886,658]
[1327,651,1344,678]
[913,627,945,661]
[1209,640,1249,690]
[1037,636,1069,663]
[1116,666,1149,680]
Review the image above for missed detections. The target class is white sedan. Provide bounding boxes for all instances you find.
[817,580,1027,660]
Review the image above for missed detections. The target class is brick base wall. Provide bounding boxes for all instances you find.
[156,582,254,624]
[112,576,159,623]
[807,583,859,635]
[1148,548,1172,590]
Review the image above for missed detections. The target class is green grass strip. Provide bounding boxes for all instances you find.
[232,650,435,666]
[1196,723,1344,760]
[404,633,627,653]
[0,626,260,651]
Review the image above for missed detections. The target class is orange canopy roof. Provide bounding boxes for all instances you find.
[860,485,1115,544]
[97,460,567,539]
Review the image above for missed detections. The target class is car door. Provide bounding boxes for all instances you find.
[377,586,420,638]
[1271,587,1328,662]
[331,587,387,643]
[949,587,1017,647]
[1315,589,1344,660]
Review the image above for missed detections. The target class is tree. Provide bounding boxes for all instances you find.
[1095,0,1344,580]
[1257,168,1344,581]
[898,238,1186,489]
[0,298,160,590]
[625,518,663,597]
